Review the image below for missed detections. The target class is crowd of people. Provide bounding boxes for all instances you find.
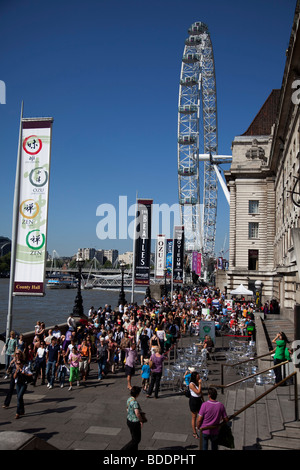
[1,285,259,447]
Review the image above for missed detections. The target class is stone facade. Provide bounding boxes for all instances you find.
[225,129,277,299]
[225,1,300,319]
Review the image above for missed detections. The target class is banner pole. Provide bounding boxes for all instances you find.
[171,227,174,300]
[6,101,24,340]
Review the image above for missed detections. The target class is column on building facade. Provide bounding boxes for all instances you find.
[228,180,236,270]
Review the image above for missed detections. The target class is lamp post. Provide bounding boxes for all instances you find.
[164,268,167,297]
[73,256,84,317]
[118,261,126,306]
[255,280,263,312]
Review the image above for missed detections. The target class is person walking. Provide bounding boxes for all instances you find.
[4,331,17,378]
[138,328,150,365]
[156,324,166,353]
[141,358,151,392]
[124,342,138,390]
[147,346,165,399]
[13,357,33,419]
[57,349,69,388]
[68,345,81,391]
[107,333,118,374]
[149,330,160,355]
[120,331,130,370]
[2,350,23,409]
[121,386,145,451]
[33,340,47,386]
[78,338,91,382]
[188,371,203,439]
[46,336,60,389]
[96,337,108,380]
[197,387,228,450]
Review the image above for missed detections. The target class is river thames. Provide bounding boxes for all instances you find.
[0,279,146,335]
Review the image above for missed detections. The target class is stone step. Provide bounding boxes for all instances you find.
[272,427,300,440]
[218,313,298,451]
[254,384,283,441]
[259,435,299,450]
[285,421,300,429]
[223,386,259,449]
[223,381,300,450]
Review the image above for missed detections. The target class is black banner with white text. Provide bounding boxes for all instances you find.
[134,199,153,285]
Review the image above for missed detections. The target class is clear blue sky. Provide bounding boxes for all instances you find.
[0,0,297,258]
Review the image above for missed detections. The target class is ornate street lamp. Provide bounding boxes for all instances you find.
[73,255,85,317]
[118,260,127,306]
[255,280,263,311]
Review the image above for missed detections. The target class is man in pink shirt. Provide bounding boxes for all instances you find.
[197,387,229,450]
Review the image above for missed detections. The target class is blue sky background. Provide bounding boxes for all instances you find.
[0,0,297,259]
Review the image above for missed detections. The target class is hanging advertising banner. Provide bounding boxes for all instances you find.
[134,199,152,285]
[192,251,202,276]
[196,252,202,276]
[217,257,223,270]
[166,239,173,278]
[155,234,166,279]
[13,118,53,295]
[172,225,184,284]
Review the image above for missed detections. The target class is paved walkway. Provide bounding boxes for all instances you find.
[2,317,296,453]
[0,333,232,452]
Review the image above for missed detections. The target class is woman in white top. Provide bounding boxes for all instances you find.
[188,371,203,439]
[156,325,166,353]
[33,341,47,386]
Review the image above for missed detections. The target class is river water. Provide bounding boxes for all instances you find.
[0,279,146,335]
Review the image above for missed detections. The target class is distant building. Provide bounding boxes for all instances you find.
[95,249,104,265]
[77,248,89,261]
[103,249,118,266]
[118,251,133,266]
[81,248,96,261]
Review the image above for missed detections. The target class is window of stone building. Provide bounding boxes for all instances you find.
[248,250,259,270]
[249,222,259,239]
[249,200,259,214]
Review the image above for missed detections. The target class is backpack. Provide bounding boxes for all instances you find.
[97,345,107,360]
[170,325,177,336]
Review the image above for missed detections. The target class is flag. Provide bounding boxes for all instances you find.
[13,117,53,295]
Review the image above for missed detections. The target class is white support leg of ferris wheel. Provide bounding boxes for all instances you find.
[198,153,231,205]
[213,164,230,205]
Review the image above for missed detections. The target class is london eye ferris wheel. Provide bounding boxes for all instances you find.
[177,21,231,274]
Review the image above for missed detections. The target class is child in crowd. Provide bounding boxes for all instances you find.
[183,367,194,388]
[58,349,69,388]
[68,345,81,391]
[34,321,41,335]
[141,358,151,392]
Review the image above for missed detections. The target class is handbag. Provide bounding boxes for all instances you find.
[285,347,291,361]
[217,423,235,449]
[184,388,191,398]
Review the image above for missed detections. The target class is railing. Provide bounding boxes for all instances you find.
[198,368,298,450]
[220,351,279,393]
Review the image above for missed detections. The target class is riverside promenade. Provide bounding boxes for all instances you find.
[0,332,232,453]
[1,314,298,454]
